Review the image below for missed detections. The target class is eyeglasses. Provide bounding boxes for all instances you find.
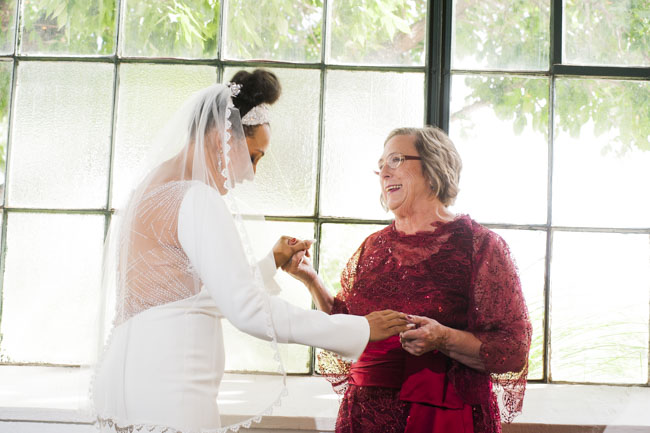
[374,153,421,174]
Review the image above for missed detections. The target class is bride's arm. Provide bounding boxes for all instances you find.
[176,183,370,359]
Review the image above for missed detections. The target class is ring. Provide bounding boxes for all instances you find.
[288,238,298,245]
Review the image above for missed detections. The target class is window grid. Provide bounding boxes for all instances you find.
[0,0,647,387]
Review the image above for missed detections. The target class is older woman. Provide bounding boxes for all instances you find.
[285,126,532,433]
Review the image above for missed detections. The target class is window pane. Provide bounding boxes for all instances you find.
[121,0,220,58]
[112,64,216,209]
[8,61,113,209]
[494,229,546,380]
[0,61,11,201]
[321,70,424,219]
[222,221,314,373]
[223,67,320,216]
[20,0,117,55]
[0,212,105,365]
[564,0,650,67]
[327,0,426,66]
[449,74,548,225]
[452,0,550,71]
[316,222,386,374]
[550,231,649,384]
[0,0,17,54]
[224,0,322,62]
[553,78,650,228]
[319,223,386,294]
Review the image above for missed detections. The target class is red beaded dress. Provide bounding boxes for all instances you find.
[322,215,532,433]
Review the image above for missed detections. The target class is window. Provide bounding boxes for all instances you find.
[0,0,648,387]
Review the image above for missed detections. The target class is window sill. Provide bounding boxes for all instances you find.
[0,366,649,432]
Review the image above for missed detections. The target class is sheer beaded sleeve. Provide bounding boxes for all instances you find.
[451,224,532,425]
[318,244,365,393]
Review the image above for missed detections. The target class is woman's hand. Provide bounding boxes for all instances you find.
[399,315,450,356]
[365,310,412,342]
[282,250,318,285]
[272,236,314,269]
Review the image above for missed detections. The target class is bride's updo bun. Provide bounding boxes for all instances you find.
[229,69,281,120]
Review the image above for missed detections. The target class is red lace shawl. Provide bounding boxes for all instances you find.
[323,215,532,433]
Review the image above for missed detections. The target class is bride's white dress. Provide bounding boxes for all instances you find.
[93,181,369,433]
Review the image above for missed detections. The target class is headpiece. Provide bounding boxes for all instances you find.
[241,103,271,126]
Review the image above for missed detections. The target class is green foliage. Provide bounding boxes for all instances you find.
[0,0,18,52]
[121,0,220,57]
[0,62,11,174]
[454,75,549,140]
[454,0,650,154]
[21,0,117,54]
[555,78,650,155]
[454,0,550,70]
[0,0,648,175]
[564,0,650,66]
[328,0,426,64]
[225,0,322,61]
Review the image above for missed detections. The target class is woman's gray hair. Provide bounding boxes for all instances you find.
[382,126,462,207]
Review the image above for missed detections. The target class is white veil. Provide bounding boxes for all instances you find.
[90,83,288,433]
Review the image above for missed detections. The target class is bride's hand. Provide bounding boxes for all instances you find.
[272,236,314,269]
[282,250,318,285]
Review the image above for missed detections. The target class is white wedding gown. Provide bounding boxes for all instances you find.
[93,181,369,433]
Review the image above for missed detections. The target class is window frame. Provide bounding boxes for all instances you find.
[0,0,648,386]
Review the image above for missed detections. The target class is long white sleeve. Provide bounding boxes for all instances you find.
[177,183,369,360]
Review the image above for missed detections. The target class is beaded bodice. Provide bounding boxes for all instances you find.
[117,181,198,324]
[330,215,532,433]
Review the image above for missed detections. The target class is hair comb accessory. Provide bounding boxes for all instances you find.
[241,103,271,126]
[227,82,242,97]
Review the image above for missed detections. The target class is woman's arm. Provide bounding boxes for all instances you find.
[401,229,531,374]
[399,316,485,371]
[282,251,334,313]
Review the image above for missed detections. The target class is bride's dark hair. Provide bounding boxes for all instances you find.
[229,69,281,136]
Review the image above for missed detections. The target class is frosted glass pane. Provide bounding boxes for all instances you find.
[321,71,425,219]
[315,222,386,374]
[553,79,650,228]
[223,67,319,216]
[449,74,548,225]
[0,61,11,201]
[452,0,550,71]
[121,0,220,58]
[112,64,216,209]
[222,221,314,373]
[20,0,116,55]
[8,62,113,209]
[550,232,649,384]
[319,223,386,294]
[0,213,105,365]
[0,0,17,54]
[224,0,322,62]
[564,0,650,67]
[328,0,426,66]
[494,229,546,380]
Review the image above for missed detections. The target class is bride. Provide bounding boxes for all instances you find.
[92,69,409,433]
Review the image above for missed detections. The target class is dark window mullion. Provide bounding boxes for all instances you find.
[552,64,650,79]
[426,0,442,128]
[551,0,563,67]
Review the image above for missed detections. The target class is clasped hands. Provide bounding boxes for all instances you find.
[272,236,448,351]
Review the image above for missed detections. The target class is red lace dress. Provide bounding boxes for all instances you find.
[322,215,531,433]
